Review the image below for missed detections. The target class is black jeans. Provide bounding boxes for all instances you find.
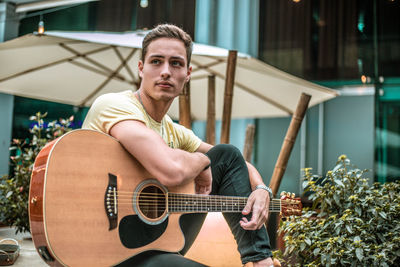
[117,144,272,266]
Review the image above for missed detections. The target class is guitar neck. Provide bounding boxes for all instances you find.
[167,193,281,213]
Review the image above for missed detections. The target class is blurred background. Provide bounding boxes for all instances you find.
[0,0,399,195]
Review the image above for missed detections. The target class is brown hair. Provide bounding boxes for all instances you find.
[141,24,193,66]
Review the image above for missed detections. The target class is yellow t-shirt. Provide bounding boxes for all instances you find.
[82,90,202,152]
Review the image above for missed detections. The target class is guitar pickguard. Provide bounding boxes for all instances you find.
[118,215,168,249]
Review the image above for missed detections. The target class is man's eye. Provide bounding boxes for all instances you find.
[171,61,183,67]
[151,59,161,64]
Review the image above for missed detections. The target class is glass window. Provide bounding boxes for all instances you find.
[258,0,400,81]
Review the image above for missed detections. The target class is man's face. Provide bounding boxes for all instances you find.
[138,37,192,102]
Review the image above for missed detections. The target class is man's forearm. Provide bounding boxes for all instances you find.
[246,162,265,190]
[110,120,210,187]
[173,150,210,183]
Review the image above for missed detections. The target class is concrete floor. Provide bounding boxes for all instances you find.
[0,227,45,266]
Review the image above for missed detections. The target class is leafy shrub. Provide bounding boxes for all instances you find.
[0,112,73,233]
[277,155,400,267]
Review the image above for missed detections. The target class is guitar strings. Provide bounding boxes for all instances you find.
[113,208,283,212]
[112,205,283,211]
[108,198,285,205]
[112,191,297,200]
[114,191,298,198]
[114,206,284,211]
[111,198,286,204]
[107,204,288,213]
[108,202,287,210]
[114,198,294,206]
[112,192,300,203]
[111,198,294,206]
[110,200,294,206]
[114,206,284,212]
[102,190,299,213]
[113,201,284,206]
[115,199,296,207]
[107,197,286,205]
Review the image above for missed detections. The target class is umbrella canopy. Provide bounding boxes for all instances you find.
[0,31,338,120]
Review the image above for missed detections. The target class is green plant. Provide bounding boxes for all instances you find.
[0,112,73,233]
[278,155,400,267]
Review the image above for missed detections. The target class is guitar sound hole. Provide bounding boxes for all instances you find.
[138,185,166,220]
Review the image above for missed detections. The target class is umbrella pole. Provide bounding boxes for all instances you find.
[179,81,191,129]
[243,124,256,162]
[269,93,312,196]
[220,50,238,144]
[206,75,216,145]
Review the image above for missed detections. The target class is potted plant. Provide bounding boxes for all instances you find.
[276,155,400,266]
[0,112,73,233]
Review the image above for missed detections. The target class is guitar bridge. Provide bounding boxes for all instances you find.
[104,173,118,230]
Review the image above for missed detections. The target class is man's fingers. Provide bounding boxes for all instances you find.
[247,207,264,229]
[250,209,259,225]
[242,196,255,215]
[253,206,269,228]
[195,167,212,194]
[195,184,211,195]
[240,217,257,230]
[256,210,268,229]
[204,185,211,195]
[240,197,270,230]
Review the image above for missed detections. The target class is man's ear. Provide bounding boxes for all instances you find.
[138,60,144,78]
[186,66,192,83]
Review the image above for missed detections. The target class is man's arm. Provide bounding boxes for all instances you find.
[110,120,210,188]
[196,142,270,230]
[240,162,270,230]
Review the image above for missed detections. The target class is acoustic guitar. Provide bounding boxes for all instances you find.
[29,129,302,267]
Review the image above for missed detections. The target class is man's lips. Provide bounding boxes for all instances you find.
[156,81,173,88]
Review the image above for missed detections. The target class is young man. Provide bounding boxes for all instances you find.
[83,24,274,267]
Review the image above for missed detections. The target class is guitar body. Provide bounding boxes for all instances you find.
[29,129,194,267]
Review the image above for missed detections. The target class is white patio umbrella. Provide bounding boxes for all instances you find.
[0,31,338,120]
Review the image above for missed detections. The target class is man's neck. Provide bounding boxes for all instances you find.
[135,89,171,123]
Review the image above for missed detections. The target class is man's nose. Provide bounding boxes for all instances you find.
[160,62,171,79]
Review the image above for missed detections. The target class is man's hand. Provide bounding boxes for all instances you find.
[240,188,270,230]
[194,167,212,195]
[251,257,276,267]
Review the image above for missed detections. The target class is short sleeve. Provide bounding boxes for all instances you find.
[170,122,202,152]
[82,92,146,134]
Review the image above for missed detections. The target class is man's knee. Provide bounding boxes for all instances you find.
[207,144,244,164]
[207,144,250,196]
[209,143,241,156]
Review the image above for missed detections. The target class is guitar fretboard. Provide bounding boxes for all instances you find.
[167,193,282,213]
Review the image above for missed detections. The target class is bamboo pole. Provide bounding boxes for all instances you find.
[243,124,256,162]
[220,50,237,144]
[179,81,191,129]
[206,75,216,145]
[269,93,312,196]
